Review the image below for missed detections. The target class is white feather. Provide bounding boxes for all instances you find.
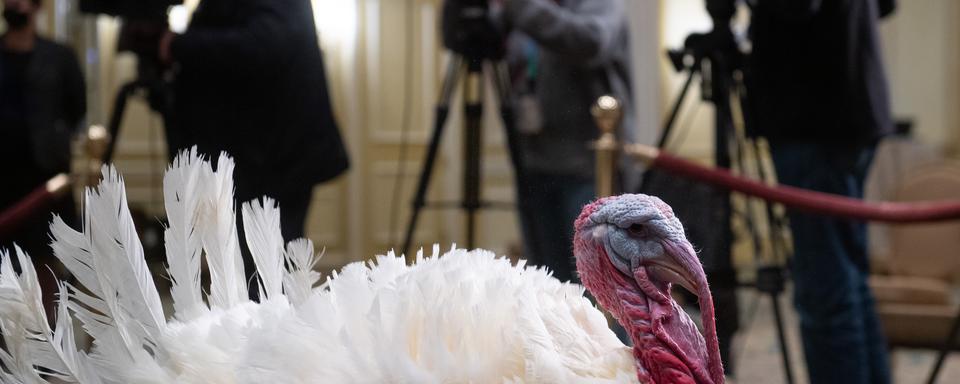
[282,239,321,306]
[49,216,123,358]
[51,283,104,384]
[50,214,136,372]
[49,215,98,303]
[0,248,47,383]
[0,346,25,384]
[84,166,165,343]
[162,148,207,320]
[241,197,284,300]
[0,248,102,383]
[0,320,44,384]
[49,167,172,381]
[198,153,247,309]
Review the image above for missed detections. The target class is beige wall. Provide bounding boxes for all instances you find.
[879,0,960,156]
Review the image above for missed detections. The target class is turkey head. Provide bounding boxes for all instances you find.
[573,194,724,384]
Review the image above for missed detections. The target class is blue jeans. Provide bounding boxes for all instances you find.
[771,142,891,384]
[517,171,595,283]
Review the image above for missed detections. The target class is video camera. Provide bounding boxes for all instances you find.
[666,0,738,72]
[79,0,182,68]
[441,0,505,61]
[79,0,181,21]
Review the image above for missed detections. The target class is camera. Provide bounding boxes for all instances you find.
[80,0,183,67]
[441,0,505,61]
[667,0,739,71]
[79,0,181,21]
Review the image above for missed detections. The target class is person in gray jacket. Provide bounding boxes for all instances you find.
[498,0,633,283]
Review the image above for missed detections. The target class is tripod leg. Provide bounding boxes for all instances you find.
[927,306,960,384]
[462,59,485,250]
[770,291,796,384]
[659,69,697,149]
[104,81,145,164]
[756,266,795,384]
[490,60,532,243]
[491,61,525,182]
[640,69,695,192]
[402,56,463,259]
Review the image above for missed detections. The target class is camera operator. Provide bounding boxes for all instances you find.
[158,0,349,297]
[496,0,633,284]
[1,0,86,314]
[748,0,897,382]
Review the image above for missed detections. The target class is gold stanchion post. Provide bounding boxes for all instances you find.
[591,95,623,198]
[85,125,111,187]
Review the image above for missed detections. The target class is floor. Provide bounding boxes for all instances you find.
[730,288,960,384]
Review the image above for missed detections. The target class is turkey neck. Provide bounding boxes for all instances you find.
[617,273,718,384]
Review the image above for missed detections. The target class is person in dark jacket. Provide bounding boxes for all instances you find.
[1,0,86,314]
[159,0,349,257]
[498,0,634,284]
[748,1,896,383]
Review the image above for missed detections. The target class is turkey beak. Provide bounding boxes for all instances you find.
[661,236,725,384]
[648,240,707,299]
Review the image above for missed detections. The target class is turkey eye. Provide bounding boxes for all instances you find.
[628,223,648,237]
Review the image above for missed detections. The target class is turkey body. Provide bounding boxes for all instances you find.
[0,150,638,383]
[2,151,722,383]
[154,248,638,384]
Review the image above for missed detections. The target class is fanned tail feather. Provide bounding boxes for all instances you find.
[0,248,102,383]
[163,148,207,320]
[198,153,248,308]
[84,166,165,345]
[0,247,48,383]
[51,283,104,384]
[282,239,322,306]
[45,166,172,381]
[242,198,284,300]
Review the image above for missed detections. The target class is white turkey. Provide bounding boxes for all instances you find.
[0,150,723,383]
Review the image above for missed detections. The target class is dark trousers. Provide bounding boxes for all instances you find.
[517,171,595,283]
[771,142,891,384]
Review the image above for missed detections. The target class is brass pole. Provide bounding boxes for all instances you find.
[85,125,111,187]
[591,96,623,198]
[46,174,71,197]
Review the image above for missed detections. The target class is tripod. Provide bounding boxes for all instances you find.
[100,52,173,165]
[102,77,171,164]
[651,27,797,384]
[400,54,526,259]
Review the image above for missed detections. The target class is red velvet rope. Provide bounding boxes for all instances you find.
[652,151,960,223]
[0,183,59,239]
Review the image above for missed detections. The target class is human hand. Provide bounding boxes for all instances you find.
[158,30,176,64]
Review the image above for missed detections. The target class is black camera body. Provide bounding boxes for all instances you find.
[80,0,183,76]
[79,0,181,21]
[441,0,505,61]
